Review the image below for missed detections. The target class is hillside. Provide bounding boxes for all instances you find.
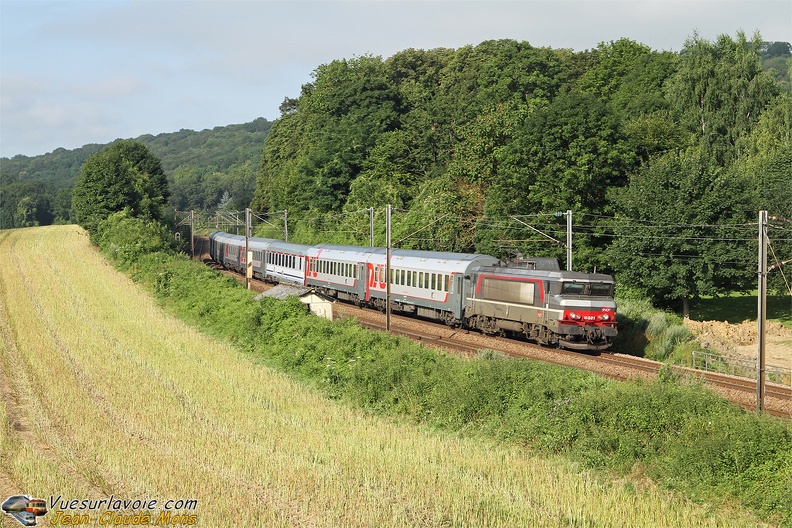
[3,225,780,527]
[0,118,271,228]
[0,117,271,188]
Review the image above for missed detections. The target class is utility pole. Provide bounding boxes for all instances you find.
[369,207,375,247]
[284,210,289,242]
[245,208,252,290]
[386,204,392,332]
[190,210,195,258]
[757,210,768,412]
[566,209,572,271]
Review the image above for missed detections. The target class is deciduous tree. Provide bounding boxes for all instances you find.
[72,140,169,238]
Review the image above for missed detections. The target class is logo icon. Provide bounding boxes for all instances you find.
[2,495,47,526]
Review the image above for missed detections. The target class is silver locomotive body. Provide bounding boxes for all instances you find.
[465,264,617,350]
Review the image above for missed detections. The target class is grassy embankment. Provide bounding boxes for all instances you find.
[0,224,789,527]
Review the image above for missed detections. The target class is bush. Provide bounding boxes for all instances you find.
[97,209,182,268]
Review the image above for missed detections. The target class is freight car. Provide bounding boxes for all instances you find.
[208,231,617,351]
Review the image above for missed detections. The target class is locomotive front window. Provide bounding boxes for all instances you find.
[590,283,613,296]
[559,282,613,296]
[561,282,585,295]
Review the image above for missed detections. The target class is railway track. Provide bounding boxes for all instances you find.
[195,245,790,420]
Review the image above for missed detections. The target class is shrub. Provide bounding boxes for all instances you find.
[97,209,182,268]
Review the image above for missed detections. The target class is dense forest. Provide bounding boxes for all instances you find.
[0,118,272,226]
[252,33,791,309]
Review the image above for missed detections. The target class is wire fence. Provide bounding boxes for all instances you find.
[691,350,791,386]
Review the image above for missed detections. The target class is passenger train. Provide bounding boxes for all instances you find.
[209,231,617,351]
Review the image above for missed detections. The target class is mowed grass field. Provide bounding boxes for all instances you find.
[0,226,773,527]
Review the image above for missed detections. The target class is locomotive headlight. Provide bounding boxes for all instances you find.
[598,313,610,321]
[568,312,581,320]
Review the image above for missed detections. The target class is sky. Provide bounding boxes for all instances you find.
[1,1,790,158]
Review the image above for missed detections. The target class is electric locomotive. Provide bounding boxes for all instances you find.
[464,259,617,350]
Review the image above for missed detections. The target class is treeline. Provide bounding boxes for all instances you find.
[252,34,791,309]
[0,118,271,228]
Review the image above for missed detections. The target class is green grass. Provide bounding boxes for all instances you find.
[688,291,792,327]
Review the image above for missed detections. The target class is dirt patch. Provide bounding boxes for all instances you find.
[685,319,792,367]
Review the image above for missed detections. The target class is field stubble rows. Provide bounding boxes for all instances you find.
[0,226,775,527]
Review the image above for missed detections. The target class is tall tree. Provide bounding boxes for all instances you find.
[608,146,757,313]
[72,140,169,237]
[666,31,780,164]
